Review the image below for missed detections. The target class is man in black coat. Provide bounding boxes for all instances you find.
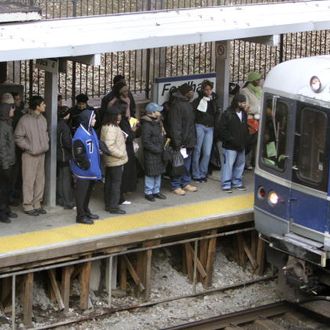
[218,94,249,193]
[168,83,197,196]
[56,106,74,209]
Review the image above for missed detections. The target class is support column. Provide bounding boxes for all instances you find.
[44,65,58,207]
[0,62,7,83]
[215,40,232,112]
[22,273,33,328]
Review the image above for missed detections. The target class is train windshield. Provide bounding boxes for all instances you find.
[260,97,289,171]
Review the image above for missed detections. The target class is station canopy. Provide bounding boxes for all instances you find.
[0,0,330,62]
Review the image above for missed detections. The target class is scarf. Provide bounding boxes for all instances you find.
[197,96,211,112]
[247,83,262,99]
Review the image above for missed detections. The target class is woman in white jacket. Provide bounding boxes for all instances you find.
[100,105,128,214]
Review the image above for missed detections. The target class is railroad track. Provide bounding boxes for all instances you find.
[163,301,330,330]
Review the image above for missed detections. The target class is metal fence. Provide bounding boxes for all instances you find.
[7,0,330,104]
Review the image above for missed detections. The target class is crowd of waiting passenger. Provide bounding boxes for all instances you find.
[0,72,263,224]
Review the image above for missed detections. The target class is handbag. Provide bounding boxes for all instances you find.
[171,150,185,176]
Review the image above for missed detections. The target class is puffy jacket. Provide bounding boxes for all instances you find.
[168,92,196,150]
[14,110,49,156]
[100,124,128,167]
[141,115,165,176]
[218,107,249,152]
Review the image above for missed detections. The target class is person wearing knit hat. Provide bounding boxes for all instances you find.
[70,93,95,133]
[57,106,74,210]
[241,71,263,170]
[0,103,17,223]
[1,92,14,105]
[101,75,136,123]
[167,82,197,196]
[218,93,249,193]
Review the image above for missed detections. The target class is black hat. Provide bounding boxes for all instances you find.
[58,106,71,118]
[235,94,247,103]
[113,75,125,85]
[106,105,122,115]
[178,83,193,96]
[76,93,89,103]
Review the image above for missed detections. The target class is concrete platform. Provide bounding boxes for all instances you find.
[0,170,255,271]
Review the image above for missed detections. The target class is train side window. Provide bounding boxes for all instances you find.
[295,108,327,185]
[261,98,288,171]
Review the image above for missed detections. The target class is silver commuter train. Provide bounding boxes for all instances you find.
[254,56,330,297]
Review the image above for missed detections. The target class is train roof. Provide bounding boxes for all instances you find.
[264,56,330,103]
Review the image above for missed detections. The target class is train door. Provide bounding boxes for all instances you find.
[289,103,330,238]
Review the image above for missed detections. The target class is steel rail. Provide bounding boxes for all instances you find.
[34,275,276,330]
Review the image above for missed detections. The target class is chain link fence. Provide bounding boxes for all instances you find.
[7,0,330,104]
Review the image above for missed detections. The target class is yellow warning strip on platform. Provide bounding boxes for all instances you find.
[0,194,253,254]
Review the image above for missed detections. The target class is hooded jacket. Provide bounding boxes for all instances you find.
[14,109,49,156]
[70,110,102,180]
[0,104,16,169]
[168,91,196,150]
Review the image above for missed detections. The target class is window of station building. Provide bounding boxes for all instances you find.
[260,97,289,171]
[293,107,328,190]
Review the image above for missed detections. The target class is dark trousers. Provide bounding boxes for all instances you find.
[74,179,94,220]
[0,166,13,220]
[104,166,123,209]
[57,164,74,207]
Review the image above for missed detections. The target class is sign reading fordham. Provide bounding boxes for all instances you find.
[153,73,216,105]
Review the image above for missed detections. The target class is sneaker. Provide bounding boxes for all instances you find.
[6,211,18,218]
[173,188,186,196]
[222,187,233,193]
[153,193,167,200]
[108,208,126,215]
[35,208,47,215]
[121,200,132,205]
[183,184,198,192]
[245,165,253,171]
[145,194,155,202]
[24,209,39,216]
[234,185,247,191]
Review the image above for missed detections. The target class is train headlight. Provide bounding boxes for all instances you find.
[257,186,266,199]
[310,76,322,93]
[268,191,279,206]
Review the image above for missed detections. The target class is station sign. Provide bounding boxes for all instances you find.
[153,73,216,105]
[36,59,59,73]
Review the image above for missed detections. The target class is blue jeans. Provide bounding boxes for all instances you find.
[221,148,245,189]
[145,175,161,195]
[171,150,193,189]
[192,124,214,179]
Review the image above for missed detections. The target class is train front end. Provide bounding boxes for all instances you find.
[254,56,330,297]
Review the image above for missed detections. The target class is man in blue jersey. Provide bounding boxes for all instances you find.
[71,110,102,224]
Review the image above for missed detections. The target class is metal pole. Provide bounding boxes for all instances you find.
[11,275,16,330]
[108,256,113,308]
[192,240,198,295]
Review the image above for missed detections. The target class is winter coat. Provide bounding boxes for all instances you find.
[218,107,249,152]
[101,124,128,167]
[57,118,72,165]
[0,106,15,170]
[168,92,196,150]
[192,92,219,127]
[14,110,49,156]
[141,115,165,176]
